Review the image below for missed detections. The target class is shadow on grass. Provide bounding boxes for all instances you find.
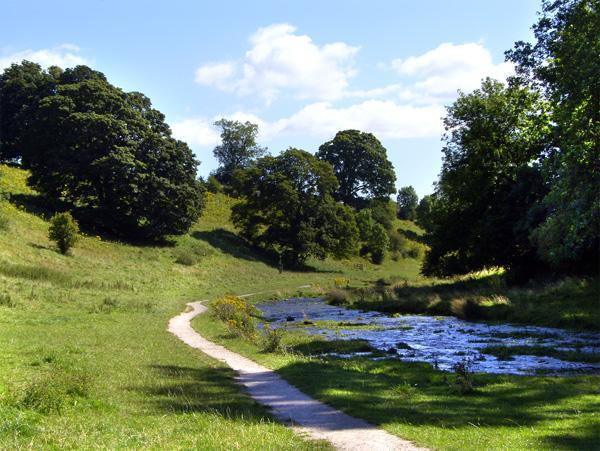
[192,229,338,274]
[137,364,269,420]
[276,358,598,440]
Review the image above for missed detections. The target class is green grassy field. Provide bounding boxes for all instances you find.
[194,308,600,450]
[0,164,419,449]
[1,163,598,450]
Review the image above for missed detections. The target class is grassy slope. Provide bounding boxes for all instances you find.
[0,164,419,449]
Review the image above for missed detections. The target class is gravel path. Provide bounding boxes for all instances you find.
[168,301,425,451]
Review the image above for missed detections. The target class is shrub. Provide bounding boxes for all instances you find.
[325,289,350,306]
[260,323,284,353]
[48,212,79,255]
[173,248,197,266]
[334,277,350,288]
[451,358,475,394]
[211,295,258,340]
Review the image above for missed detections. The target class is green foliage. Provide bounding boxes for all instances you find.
[212,119,267,185]
[232,148,359,265]
[415,194,435,231]
[368,199,396,230]
[260,323,285,353]
[204,174,224,193]
[48,212,79,255]
[0,63,205,240]
[366,223,389,264]
[0,61,56,163]
[507,0,599,273]
[316,130,396,207]
[422,80,550,278]
[211,295,258,341]
[396,186,418,220]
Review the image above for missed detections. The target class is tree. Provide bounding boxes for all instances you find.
[49,212,79,254]
[422,79,550,278]
[355,208,390,264]
[232,148,358,265]
[0,61,56,163]
[212,119,267,185]
[15,64,205,240]
[415,194,436,231]
[316,130,396,207]
[397,186,418,220]
[507,0,599,273]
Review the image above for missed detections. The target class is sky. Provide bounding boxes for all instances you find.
[1,0,541,196]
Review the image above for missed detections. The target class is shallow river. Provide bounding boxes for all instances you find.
[256,297,600,376]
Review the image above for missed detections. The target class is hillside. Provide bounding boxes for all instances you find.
[0,164,422,448]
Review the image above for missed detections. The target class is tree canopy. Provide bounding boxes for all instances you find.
[212,119,267,185]
[231,148,358,265]
[422,79,550,278]
[316,130,396,207]
[1,62,205,240]
[397,186,419,220]
[507,0,599,272]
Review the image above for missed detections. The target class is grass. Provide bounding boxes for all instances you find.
[326,271,600,331]
[481,345,600,364]
[0,164,418,448]
[194,308,600,450]
[2,163,598,450]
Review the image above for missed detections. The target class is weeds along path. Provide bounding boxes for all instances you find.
[168,301,425,451]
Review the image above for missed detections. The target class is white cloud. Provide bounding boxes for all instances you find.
[195,62,236,90]
[0,44,90,71]
[391,42,513,100]
[173,100,444,151]
[194,23,359,103]
[269,101,444,140]
[171,117,220,147]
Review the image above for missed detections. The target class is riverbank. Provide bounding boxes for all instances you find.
[325,273,600,331]
[194,297,600,450]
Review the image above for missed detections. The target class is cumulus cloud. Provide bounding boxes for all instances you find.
[391,42,513,100]
[172,100,444,151]
[0,44,90,71]
[194,23,359,103]
[171,117,221,148]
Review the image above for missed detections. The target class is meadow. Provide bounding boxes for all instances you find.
[1,164,598,450]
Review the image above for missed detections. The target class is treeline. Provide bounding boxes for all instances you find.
[206,122,411,266]
[415,0,599,281]
[0,64,410,264]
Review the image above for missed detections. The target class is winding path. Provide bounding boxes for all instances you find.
[168,301,425,451]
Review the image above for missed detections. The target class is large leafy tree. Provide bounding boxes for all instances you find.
[212,119,267,185]
[232,148,358,265]
[316,130,396,207]
[397,186,419,220]
[0,61,56,163]
[507,0,599,272]
[13,64,204,240]
[422,79,551,278]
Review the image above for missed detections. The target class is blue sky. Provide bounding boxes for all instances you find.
[1,0,541,196]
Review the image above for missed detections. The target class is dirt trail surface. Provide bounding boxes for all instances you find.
[168,301,425,451]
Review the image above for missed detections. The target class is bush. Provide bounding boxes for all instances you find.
[205,175,224,193]
[260,323,284,353]
[451,358,475,394]
[325,289,350,306]
[48,212,79,255]
[173,248,197,266]
[211,295,258,340]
